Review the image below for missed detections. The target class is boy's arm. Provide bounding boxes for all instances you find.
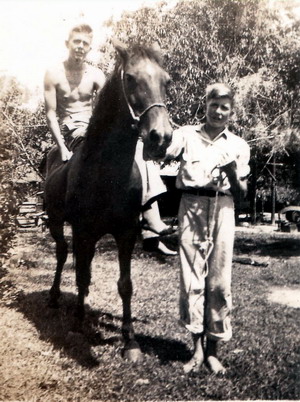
[220,142,250,199]
[164,127,185,162]
[220,160,248,199]
[44,70,73,162]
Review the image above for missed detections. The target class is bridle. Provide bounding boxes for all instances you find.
[120,69,167,125]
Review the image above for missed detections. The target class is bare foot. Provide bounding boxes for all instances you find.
[206,355,226,375]
[183,334,204,373]
[183,355,204,373]
[157,241,178,256]
[142,239,177,255]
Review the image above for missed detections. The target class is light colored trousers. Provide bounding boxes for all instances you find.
[178,193,235,341]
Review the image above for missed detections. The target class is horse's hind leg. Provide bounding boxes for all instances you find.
[73,233,96,321]
[49,221,68,307]
[115,230,143,362]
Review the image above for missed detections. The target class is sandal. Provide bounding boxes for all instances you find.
[141,223,177,236]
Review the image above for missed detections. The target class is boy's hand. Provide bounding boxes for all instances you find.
[218,151,235,167]
[60,146,73,162]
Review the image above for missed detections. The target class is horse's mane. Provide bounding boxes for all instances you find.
[85,68,120,140]
[127,44,164,66]
[98,43,164,105]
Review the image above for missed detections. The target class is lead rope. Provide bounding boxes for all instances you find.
[203,190,219,275]
[187,189,219,297]
[192,193,219,281]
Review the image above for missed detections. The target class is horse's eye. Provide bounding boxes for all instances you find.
[125,73,137,88]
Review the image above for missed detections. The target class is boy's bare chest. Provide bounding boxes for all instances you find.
[56,69,94,101]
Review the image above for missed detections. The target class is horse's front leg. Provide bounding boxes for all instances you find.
[49,221,68,308]
[73,233,96,322]
[115,230,143,362]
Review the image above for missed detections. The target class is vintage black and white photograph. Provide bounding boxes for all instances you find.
[0,0,299,400]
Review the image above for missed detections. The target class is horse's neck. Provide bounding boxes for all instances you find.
[83,75,138,170]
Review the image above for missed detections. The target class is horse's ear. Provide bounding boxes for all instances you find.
[112,38,129,64]
[150,41,161,53]
[150,41,163,64]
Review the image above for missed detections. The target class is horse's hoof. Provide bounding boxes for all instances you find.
[123,347,143,363]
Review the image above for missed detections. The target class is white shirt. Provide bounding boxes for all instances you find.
[167,124,250,193]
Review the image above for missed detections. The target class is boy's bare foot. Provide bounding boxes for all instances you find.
[183,355,204,373]
[205,338,226,374]
[183,333,204,373]
[142,239,177,255]
[206,355,226,375]
[157,241,178,256]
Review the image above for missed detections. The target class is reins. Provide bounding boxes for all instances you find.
[120,69,167,126]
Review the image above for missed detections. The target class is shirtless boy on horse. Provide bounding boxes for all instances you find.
[44,23,105,164]
[44,23,176,255]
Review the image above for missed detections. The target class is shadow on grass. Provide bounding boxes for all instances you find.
[13,289,189,368]
[95,233,179,265]
[234,236,300,257]
[137,333,190,364]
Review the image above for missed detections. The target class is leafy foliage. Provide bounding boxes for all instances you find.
[0,76,49,256]
[0,76,22,255]
[110,0,300,208]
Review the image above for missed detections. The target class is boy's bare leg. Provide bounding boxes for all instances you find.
[142,201,178,255]
[142,201,170,233]
[183,333,205,373]
[206,338,226,374]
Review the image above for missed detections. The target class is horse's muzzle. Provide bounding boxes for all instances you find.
[143,130,172,160]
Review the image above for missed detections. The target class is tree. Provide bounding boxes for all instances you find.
[109,0,300,220]
[0,75,50,256]
[0,76,25,255]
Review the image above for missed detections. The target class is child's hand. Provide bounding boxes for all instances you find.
[218,151,235,167]
[60,146,73,162]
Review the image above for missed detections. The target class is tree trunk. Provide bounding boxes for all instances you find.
[271,155,276,225]
[250,157,257,225]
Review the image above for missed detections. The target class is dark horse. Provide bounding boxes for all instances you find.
[44,42,172,361]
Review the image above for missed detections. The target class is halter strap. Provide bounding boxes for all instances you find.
[120,69,167,124]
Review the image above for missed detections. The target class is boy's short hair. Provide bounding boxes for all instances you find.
[206,83,234,106]
[68,24,93,40]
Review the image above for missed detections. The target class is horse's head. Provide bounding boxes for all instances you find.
[114,41,173,160]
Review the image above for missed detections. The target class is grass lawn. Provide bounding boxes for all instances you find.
[0,225,299,400]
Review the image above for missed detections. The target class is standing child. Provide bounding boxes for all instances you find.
[167,83,250,374]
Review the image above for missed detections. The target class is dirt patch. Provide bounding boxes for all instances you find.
[268,286,300,308]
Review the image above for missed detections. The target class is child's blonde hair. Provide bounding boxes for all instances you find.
[206,83,234,106]
[68,24,93,41]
